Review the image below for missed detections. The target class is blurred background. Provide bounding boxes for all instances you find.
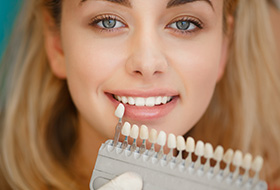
[0,0,21,59]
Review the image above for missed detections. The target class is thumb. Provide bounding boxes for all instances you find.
[98,172,143,190]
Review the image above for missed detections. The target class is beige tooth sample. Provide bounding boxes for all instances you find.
[185,137,195,166]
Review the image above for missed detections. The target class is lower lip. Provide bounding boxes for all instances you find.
[107,94,178,120]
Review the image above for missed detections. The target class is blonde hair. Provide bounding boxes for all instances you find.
[0,0,279,189]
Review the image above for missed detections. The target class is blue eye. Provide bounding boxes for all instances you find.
[169,20,197,31]
[97,19,125,29]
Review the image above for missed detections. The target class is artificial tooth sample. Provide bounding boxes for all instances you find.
[194,140,205,170]
[166,133,176,161]
[121,122,131,149]
[185,137,195,166]
[213,145,224,175]
[176,136,185,163]
[130,124,139,152]
[156,131,167,159]
[139,125,149,154]
[252,156,264,184]
[204,143,213,172]
[113,103,125,146]
[242,153,252,182]
[232,150,243,180]
[222,149,234,177]
[148,129,158,154]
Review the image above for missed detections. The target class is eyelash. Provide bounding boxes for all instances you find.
[89,15,203,35]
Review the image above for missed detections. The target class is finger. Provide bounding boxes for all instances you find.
[98,172,143,190]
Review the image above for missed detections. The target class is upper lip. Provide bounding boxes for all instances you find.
[106,89,179,97]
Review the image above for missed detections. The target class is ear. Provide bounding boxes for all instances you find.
[43,11,66,79]
[216,15,234,82]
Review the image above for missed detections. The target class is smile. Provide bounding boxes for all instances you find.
[113,95,173,107]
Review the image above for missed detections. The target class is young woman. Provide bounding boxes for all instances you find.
[0,0,279,189]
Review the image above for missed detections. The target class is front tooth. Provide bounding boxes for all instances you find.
[167,96,172,102]
[155,96,162,105]
[135,97,145,106]
[121,96,128,104]
[128,97,135,105]
[162,96,168,104]
[145,97,155,107]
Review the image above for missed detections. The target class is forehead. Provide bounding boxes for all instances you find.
[79,0,214,9]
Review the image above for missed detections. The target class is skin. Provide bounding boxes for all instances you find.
[270,3,280,59]
[44,0,230,186]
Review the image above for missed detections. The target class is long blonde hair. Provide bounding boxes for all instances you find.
[0,0,279,189]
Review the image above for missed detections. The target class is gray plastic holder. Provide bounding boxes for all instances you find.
[90,140,267,190]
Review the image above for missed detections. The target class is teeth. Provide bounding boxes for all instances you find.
[114,95,173,106]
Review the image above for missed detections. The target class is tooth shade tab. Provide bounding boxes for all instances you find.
[130,124,139,139]
[140,125,149,140]
[121,122,131,136]
[195,140,204,157]
[223,149,234,164]
[242,153,252,170]
[115,103,125,118]
[167,133,176,149]
[149,129,158,144]
[176,136,185,151]
[232,150,243,167]
[252,156,264,172]
[157,131,167,146]
[186,137,195,152]
[204,143,213,159]
[213,145,224,161]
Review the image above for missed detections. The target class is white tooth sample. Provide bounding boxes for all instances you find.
[121,96,128,104]
[213,145,224,174]
[252,156,263,173]
[186,137,195,152]
[176,136,185,151]
[195,140,204,157]
[155,96,162,105]
[167,133,176,149]
[162,96,168,104]
[130,124,139,152]
[204,143,214,159]
[185,137,195,166]
[156,131,167,159]
[121,122,131,136]
[139,125,149,154]
[222,148,234,176]
[204,143,213,171]
[176,136,185,162]
[115,103,125,118]
[128,97,135,105]
[242,153,252,170]
[135,97,145,106]
[140,125,149,140]
[145,97,156,107]
[149,129,158,144]
[232,150,243,179]
[130,124,139,139]
[157,131,167,146]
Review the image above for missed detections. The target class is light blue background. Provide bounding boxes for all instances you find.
[0,1,22,58]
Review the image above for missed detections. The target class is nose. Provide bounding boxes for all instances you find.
[125,30,168,80]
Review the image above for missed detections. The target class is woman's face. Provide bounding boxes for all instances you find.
[49,0,228,139]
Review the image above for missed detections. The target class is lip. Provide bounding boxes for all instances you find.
[106,89,179,121]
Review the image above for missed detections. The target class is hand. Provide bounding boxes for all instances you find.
[98,172,143,190]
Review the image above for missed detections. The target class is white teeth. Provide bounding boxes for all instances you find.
[114,95,173,107]
[121,122,131,136]
[242,153,252,170]
[213,145,224,161]
[135,97,145,106]
[252,156,263,172]
[204,143,213,159]
[157,131,167,146]
[223,149,234,164]
[130,124,139,139]
[114,103,125,118]
[195,140,204,157]
[185,137,195,152]
[232,150,243,167]
[176,136,185,151]
[128,97,135,105]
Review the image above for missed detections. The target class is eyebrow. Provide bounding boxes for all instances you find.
[80,0,213,10]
